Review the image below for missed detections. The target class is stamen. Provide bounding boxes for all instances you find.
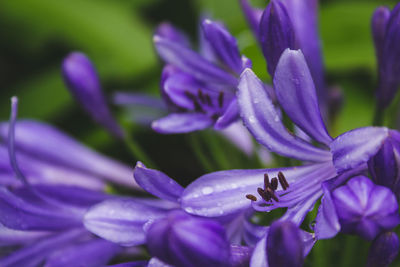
[246,194,257,201]
[8,97,29,186]
[257,187,271,201]
[266,187,279,202]
[197,89,206,104]
[205,94,212,106]
[218,91,224,108]
[271,177,278,191]
[184,90,204,112]
[264,173,270,190]
[278,171,289,190]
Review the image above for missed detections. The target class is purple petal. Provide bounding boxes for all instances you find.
[371,7,391,71]
[83,198,167,246]
[62,52,124,137]
[250,236,268,267]
[239,0,263,38]
[44,239,121,267]
[155,23,191,48]
[0,229,86,267]
[154,35,237,86]
[108,262,148,267]
[113,92,166,109]
[330,127,389,173]
[181,163,328,217]
[273,49,331,145]
[133,162,183,202]
[214,99,240,130]
[259,0,296,76]
[267,221,304,267]
[0,223,51,246]
[0,145,106,190]
[202,19,242,74]
[314,181,340,239]
[152,113,213,134]
[282,0,326,105]
[0,120,137,188]
[0,187,82,231]
[238,68,331,162]
[148,258,174,267]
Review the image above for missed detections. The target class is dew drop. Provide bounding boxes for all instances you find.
[249,115,256,123]
[202,186,214,195]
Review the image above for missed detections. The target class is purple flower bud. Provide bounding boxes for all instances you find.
[368,130,400,196]
[146,210,231,267]
[371,6,390,68]
[266,221,304,267]
[62,52,124,138]
[374,3,400,108]
[367,232,400,267]
[332,176,400,240]
[239,0,264,38]
[155,23,190,48]
[259,0,297,76]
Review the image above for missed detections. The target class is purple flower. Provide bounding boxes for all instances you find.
[266,221,304,267]
[242,0,325,107]
[372,3,400,109]
[146,210,231,267]
[0,98,124,266]
[368,130,400,197]
[62,52,124,138]
[331,176,400,240]
[367,232,400,267]
[250,223,315,267]
[152,20,260,133]
[0,119,137,190]
[178,49,391,234]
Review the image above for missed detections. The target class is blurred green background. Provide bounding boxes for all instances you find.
[1,0,399,266]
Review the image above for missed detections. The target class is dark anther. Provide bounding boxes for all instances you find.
[257,187,271,201]
[271,177,278,191]
[197,89,206,104]
[264,173,270,190]
[246,194,257,201]
[278,171,289,190]
[193,99,204,112]
[205,94,212,106]
[218,91,224,108]
[211,113,220,121]
[184,90,195,100]
[184,90,204,112]
[266,187,279,202]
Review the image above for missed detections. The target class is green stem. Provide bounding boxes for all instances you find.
[187,134,215,172]
[204,132,231,170]
[372,106,384,126]
[124,136,157,168]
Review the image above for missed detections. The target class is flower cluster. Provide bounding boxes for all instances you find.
[2,0,400,267]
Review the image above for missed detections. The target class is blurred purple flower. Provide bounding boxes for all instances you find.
[146,210,231,267]
[152,20,267,133]
[62,52,124,138]
[0,119,138,190]
[368,130,400,197]
[367,232,400,267]
[266,221,304,267]
[372,3,400,109]
[250,222,315,267]
[0,97,124,266]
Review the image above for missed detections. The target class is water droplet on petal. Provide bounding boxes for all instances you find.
[202,186,214,195]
